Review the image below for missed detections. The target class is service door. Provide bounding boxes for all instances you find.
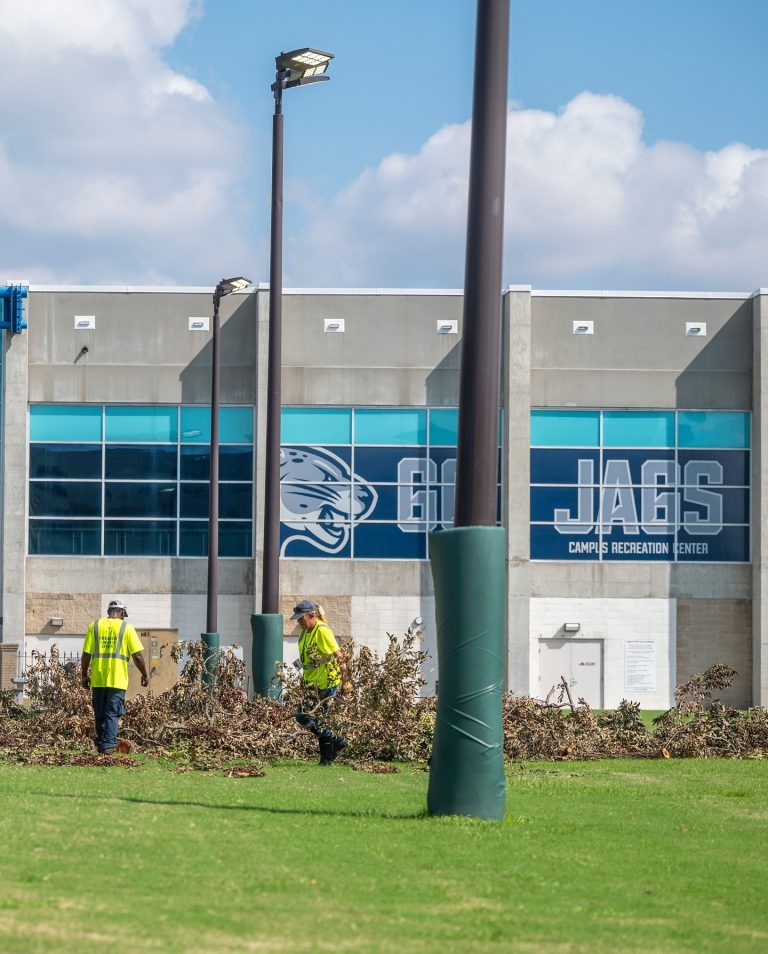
[539,639,603,708]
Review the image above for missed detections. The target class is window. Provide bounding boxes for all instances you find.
[29,404,254,557]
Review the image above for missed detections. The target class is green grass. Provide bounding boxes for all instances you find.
[1,758,767,953]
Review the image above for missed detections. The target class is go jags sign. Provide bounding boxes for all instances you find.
[530,448,750,562]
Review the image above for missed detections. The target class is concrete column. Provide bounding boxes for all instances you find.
[1,326,29,651]
[502,287,531,694]
[752,290,768,706]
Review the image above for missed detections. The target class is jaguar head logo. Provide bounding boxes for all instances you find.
[280,446,377,555]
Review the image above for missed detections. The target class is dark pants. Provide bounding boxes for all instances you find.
[295,687,337,739]
[91,687,126,752]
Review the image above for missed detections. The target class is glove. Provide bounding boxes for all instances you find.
[342,681,354,695]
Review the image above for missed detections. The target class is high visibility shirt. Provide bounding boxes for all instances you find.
[83,617,144,690]
[298,621,341,690]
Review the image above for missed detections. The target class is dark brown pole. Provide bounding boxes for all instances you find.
[453,0,510,528]
[262,104,284,614]
[206,291,221,634]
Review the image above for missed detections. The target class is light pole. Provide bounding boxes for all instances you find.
[252,47,333,699]
[202,276,251,680]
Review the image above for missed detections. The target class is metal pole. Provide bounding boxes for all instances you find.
[262,95,284,614]
[206,291,221,634]
[453,0,510,528]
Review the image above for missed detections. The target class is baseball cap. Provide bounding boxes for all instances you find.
[108,599,128,616]
[290,599,317,620]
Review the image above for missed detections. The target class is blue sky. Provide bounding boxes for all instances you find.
[0,0,766,290]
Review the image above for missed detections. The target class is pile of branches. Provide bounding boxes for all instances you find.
[0,628,434,768]
[1,640,766,766]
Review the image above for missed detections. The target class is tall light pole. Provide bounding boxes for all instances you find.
[427,0,510,820]
[202,276,251,680]
[252,47,333,699]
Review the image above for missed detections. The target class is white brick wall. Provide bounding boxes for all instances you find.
[530,597,676,709]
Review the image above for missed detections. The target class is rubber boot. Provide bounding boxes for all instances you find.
[318,735,335,765]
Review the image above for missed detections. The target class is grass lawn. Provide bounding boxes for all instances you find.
[0,757,766,953]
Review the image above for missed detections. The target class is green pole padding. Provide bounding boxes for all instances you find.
[201,631,219,688]
[427,525,506,820]
[250,613,284,699]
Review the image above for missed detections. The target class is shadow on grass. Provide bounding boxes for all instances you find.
[30,789,429,822]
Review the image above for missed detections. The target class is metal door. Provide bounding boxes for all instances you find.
[539,639,603,708]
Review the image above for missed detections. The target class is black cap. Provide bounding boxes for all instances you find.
[290,599,317,620]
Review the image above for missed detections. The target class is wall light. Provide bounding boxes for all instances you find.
[563,622,580,633]
[437,320,458,334]
[324,318,345,332]
[572,321,593,335]
[50,617,64,627]
[685,322,707,337]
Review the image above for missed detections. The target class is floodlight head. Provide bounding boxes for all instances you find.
[273,48,334,93]
[216,277,251,297]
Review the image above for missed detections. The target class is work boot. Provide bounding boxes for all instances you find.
[332,735,348,757]
[318,735,335,765]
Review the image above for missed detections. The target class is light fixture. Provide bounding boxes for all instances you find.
[437,320,458,334]
[563,622,580,633]
[50,617,64,627]
[324,318,344,333]
[572,321,593,335]
[686,322,706,337]
[274,48,334,89]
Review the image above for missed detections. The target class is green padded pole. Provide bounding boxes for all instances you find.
[250,613,284,700]
[200,631,219,688]
[427,525,506,820]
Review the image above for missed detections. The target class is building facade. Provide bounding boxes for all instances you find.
[1,283,765,709]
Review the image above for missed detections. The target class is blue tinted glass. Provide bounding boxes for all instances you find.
[30,405,102,442]
[104,521,176,556]
[354,522,427,559]
[221,407,253,443]
[105,445,177,480]
[530,524,601,561]
[678,487,749,524]
[677,450,750,486]
[180,483,252,519]
[531,411,599,447]
[530,486,600,524]
[105,483,176,517]
[429,409,458,446]
[220,446,253,481]
[530,449,600,485]
[105,406,177,442]
[29,519,101,555]
[354,447,427,484]
[180,407,253,443]
[281,482,355,524]
[601,450,676,485]
[179,521,207,557]
[281,407,351,444]
[354,409,426,445]
[676,525,749,562]
[678,411,750,448]
[180,446,209,479]
[603,411,674,447]
[30,482,101,517]
[219,521,252,557]
[29,444,102,479]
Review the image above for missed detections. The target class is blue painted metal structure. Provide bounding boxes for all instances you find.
[0,284,28,333]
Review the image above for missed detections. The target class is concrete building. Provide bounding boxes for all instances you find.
[1,282,763,709]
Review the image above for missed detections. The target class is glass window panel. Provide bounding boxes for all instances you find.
[30,405,102,442]
[105,445,177,480]
[280,482,357,525]
[104,521,176,556]
[354,447,427,484]
[678,411,750,448]
[353,522,427,559]
[281,446,352,482]
[603,411,674,448]
[281,407,351,444]
[30,481,101,517]
[677,449,750,486]
[354,408,426,445]
[179,484,252,520]
[105,406,177,442]
[180,406,254,444]
[676,526,749,562]
[220,407,253,443]
[178,521,253,557]
[29,444,102,479]
[29,519,101,556]
[428,409,459,446]
[105,483,176,518]
[180,445,254,481]
[530,410,599,447]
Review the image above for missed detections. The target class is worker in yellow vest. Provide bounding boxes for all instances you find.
[292,600,351,764]
[80,599,148,755]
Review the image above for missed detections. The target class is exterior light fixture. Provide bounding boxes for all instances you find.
[273,48,334,90]
[563,622,581,633]
[50,617,64,627]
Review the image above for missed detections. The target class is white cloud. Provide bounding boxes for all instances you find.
[0,0,251,285]
[287,91,768,291]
